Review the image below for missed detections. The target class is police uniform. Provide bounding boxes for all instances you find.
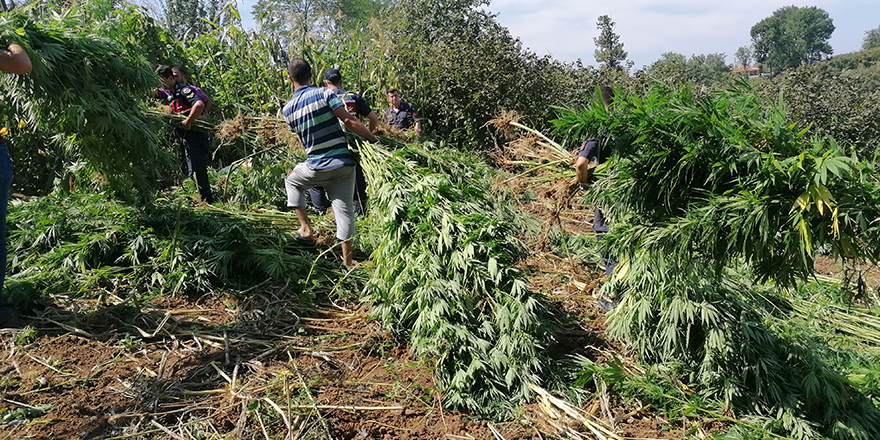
[167,82,213,203]
[309,88,370,216]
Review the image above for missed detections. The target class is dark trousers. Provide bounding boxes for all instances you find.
[0,143,12,306]
[594,207,617,275]
[310,164,367,215]
[175,128,213,203]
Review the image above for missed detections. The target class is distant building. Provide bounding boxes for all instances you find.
[731,65,760,74]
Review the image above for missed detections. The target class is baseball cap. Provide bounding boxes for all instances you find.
[324,69,342,83]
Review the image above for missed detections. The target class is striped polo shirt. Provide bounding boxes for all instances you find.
[283,85,356,170]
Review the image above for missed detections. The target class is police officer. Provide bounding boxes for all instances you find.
[156,65,213,204]
[309,69,377,216]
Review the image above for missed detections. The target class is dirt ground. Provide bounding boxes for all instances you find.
[0,287,678,440]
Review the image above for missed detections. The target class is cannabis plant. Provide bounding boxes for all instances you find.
[0,3,175,201]
[554,83,880,439]
[360,140,555,417]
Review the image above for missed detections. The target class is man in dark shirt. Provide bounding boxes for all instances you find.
[384,88,420,136]
[576,137,611,234]
[155,66,213,116]
[309,69,378,216]
[0,41,32,325]
[575,85,620,311]
[157,65,213,204]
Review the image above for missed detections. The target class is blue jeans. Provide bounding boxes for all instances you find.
[0,143,12,298]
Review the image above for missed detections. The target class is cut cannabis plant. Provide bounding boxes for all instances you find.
[6,193,332,306]
[360,139,556,418]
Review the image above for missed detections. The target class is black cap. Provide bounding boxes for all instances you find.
[324,68,342,83]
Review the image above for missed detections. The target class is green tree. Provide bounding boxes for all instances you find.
[593,15,627,71]
[864,25,880,50]
[371,0,599,148]
[252,0,387,45]
[734,45,752,67]
[163,0,225,40]
[252,0,334,43]
[750,6,834,72]
[645,52,730,85]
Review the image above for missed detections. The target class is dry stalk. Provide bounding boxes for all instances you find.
[290,357,334,440]
[529,383,622,440]
[487,422,507,440]
[150,420,189,440]
[256,409,271,440]
[262,396,293,434]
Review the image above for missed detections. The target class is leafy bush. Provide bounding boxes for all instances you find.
[0,3,175,201]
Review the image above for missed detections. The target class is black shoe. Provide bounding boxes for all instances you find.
[597,297,621,312]
[0,303,20,326]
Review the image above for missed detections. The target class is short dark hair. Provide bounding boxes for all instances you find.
[156,65,173,78]
[387,88,400,95]
[287,58,312,84]
[172,66,188,77]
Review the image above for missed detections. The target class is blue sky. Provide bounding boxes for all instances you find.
[235,0,878,68]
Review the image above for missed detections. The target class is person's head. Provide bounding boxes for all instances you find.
[387,88,401,107]
[599,85,614,108]
[172,66,188,85]
[323,68,342,88]
[156,65,176,88]
[287,58,312,86]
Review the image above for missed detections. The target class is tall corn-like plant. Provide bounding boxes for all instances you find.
[0,3,174,201]
[555,83,880,439]
[360,141,555,417]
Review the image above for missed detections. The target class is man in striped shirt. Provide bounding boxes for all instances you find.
[282,58,379,267]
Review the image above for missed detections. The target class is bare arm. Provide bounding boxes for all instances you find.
[366,111,379,132]
[333,106,379,143]
[203,97,213,117]
[182,100,204,130]
[414,120,421,137]
[0,43,32,74]
[575,156,591,188]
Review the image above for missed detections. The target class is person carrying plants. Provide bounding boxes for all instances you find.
[574,85,621,311]
[308,68,378,217]
[0,41,32,325]
[282,58,379,267]
[156,64,214,204]
[384,88,420,137]
[153,66,214,117]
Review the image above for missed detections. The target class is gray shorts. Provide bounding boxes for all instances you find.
[284,163,356,241]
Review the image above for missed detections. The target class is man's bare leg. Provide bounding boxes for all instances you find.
[341,240,354,266]
[293,206,313,238]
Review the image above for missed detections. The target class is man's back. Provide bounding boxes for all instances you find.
[283,85,354,170]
